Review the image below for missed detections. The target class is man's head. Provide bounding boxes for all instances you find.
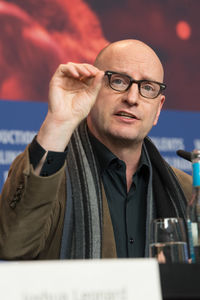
[87,39,165,150]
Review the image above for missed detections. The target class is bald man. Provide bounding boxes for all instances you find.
[0,40,192,260]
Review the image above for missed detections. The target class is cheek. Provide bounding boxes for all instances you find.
[91,87,118,123]
[142,104,160,127]
[90,100,106,124]
[93,96,111,116]
[153,97,165,125]
[152,106,161,126]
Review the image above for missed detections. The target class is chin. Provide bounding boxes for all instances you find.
[107,130,141,145]
[110,127,138,139]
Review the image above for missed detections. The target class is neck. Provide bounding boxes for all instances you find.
[86,121,144,191]
[93,133,143,191]
[114,143,142,169]
[114,144,142,192]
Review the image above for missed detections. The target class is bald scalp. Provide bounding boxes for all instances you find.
[94,39,164,81]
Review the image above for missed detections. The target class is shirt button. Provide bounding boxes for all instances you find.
[9,201,17,209]
[129,238,134,244]
[47,157,54,164]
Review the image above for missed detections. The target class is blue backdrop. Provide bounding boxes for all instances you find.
[0,100,198,191]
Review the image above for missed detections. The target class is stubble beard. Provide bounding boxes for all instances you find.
[97,125,144,150]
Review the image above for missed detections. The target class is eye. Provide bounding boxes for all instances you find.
[112,78,123,84]
[111,76,126,85]
[110,75,129,88]
[141,82,156,92]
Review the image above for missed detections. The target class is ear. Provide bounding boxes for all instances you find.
[153,95,165,126]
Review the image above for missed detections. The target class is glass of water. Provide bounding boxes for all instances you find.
[149,218,189,263]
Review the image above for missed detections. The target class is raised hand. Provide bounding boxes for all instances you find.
[37,63,104,152]
[48,63,104,125]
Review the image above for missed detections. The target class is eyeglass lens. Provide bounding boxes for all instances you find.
[108,73,162,99]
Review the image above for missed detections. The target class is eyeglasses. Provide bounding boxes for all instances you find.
[105,70,166,99]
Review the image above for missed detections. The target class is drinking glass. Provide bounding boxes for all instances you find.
[149,218,189,263]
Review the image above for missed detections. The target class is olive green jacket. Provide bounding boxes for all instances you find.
[0,146,192,260]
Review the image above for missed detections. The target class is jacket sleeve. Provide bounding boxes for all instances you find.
[0,145,66,260]
[172,167,192,203]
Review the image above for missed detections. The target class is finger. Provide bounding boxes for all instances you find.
[60,63,81,78]
[82,64,100,76]
[88,70,104,95]
[59,63,98,79]
[69,63,101,78]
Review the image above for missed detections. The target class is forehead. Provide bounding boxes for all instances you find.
[97,43,164,82]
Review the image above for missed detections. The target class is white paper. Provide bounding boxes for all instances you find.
[0,258,162,300]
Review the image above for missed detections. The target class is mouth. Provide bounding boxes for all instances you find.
[115,111,138,120]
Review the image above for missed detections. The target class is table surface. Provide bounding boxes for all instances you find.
[159,264,200,300]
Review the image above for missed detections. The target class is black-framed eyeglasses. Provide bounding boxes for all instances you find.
[105,70,166,99]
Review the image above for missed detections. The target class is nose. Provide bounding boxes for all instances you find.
[124,83,139,105]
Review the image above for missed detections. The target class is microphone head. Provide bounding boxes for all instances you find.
[176,149,192,162]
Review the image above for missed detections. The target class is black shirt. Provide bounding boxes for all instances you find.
[29,133,150,257]
[89,133,150,257]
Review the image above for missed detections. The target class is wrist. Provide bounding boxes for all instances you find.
[37,114,79,152]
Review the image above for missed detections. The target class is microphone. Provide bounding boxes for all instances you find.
[176,149,192,162]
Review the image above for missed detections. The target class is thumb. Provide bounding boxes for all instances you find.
[88,71,104,96]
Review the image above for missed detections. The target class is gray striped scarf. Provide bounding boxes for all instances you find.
[60,121,188,259]
[60,121,103,258]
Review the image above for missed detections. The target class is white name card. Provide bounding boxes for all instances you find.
[0,258,162,300]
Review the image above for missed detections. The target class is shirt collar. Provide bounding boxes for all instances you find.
[88,129,150,174]
[88,130,116,172]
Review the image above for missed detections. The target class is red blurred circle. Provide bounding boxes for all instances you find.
[176,21,191,40]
